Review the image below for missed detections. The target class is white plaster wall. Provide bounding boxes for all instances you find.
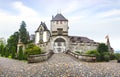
[43,31,47,42]
[35,32,39,44]
[51,21,68,32]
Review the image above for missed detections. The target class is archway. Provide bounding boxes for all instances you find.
[54,38,66,53]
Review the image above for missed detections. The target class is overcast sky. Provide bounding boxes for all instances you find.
[0,0,120,50]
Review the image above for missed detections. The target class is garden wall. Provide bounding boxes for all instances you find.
[66,50,96,62]
[28,51,54,63]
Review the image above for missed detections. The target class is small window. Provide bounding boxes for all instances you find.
[57,28,63,35]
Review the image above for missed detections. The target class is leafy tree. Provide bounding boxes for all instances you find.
[19,21,29,44]
[7,32,19,52]
[18,46,24,60]
[97,43,108,53]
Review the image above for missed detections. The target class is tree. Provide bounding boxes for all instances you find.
[7,32,19,52]
[11,46,16,59]
[19,21,29,44]
[97,43,108,53]
[0,44,4,56]
[18,46,24,60]
[4,47,9,57]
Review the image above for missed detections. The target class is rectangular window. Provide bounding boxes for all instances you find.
[57,28,63,35]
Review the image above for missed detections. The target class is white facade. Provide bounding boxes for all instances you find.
[35,14,98,53]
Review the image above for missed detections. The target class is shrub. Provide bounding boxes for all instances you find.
[86,50,100,61]
[97,43,108,53]
[110,53,116,60]
[114,53,120,60]
[86,50,99,56]
[104,54,110,62]
[25,44,41,56]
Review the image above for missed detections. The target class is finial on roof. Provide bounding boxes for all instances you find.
[57,9,61,14]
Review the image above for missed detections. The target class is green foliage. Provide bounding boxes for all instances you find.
[4,47,9,57]
[86,50,99,56]
[11,46,16,59]
[114,53,120,60]
[104,54,110,62]
[97,43,108,53]
[86,50,101,61]
[7,32,19,52]
[19,21,29,44]
[18,46,24,60]
[0,44,4,56]
[25,44,41,56]
[109,53,116,60]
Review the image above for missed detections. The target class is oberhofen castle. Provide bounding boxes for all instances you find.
[35,13,113,53]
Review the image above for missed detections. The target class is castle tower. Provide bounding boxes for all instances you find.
[50,13,69,53]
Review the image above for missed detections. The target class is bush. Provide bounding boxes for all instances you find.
[86,50,100,61]
[25,44,41,56]
[110,53,116,60]
[114,53,120,60]
[97,43,108,53]
[104,54,110,62]
[86,50,99,56]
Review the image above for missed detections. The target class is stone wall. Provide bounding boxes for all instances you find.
[28,51,54,63]
[66,50,96,62]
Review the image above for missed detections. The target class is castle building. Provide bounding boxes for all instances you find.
[35,13,109,53]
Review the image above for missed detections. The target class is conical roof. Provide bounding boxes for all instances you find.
[52,13,68,21]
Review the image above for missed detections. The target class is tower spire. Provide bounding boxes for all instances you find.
[105,35,114,53]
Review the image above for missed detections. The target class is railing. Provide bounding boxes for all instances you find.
[28,50,54,63]
[66,50,96,62]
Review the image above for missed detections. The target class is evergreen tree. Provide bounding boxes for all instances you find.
[7,32,19,52]
[11,46,16,59]
[0,44,4,56]
[1,45,5,57]
[19,21,29,44]
[4,47,9,57]
[18,46,24,60]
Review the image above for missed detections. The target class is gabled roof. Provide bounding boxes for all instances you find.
[69,36,96,43]
[35,22,49,32]
[51,13,68,21]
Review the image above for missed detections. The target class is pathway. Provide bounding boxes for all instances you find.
[0,53,120,77]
